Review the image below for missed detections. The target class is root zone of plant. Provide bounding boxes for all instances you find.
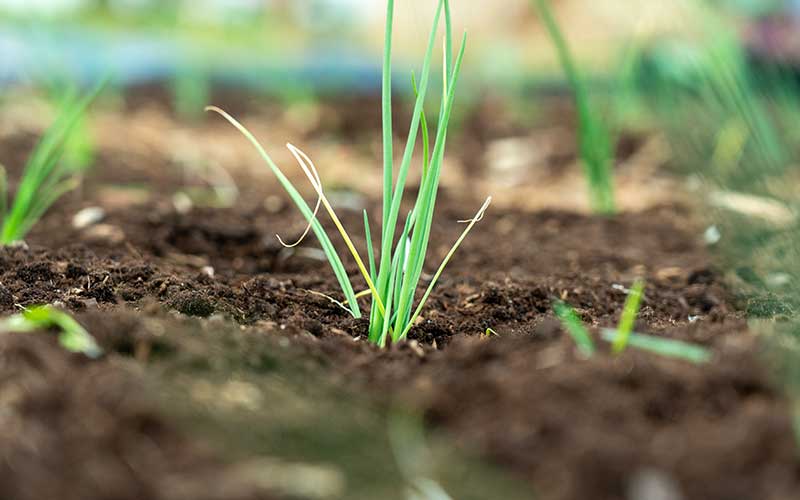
[0,96,799,500]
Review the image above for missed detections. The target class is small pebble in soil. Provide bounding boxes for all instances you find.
[704,224,721,245]
[72,206,105,229]
[264,195,285,213]
[172,192,193,214]
[169,291,216,317]
[627,467,685,500]
[83,224,125,245]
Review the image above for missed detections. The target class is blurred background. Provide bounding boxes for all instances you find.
[6,0,792,212]
[0,0,733,88]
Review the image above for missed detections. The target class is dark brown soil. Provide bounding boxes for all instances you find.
[0,331,283,500]
[0,95,798,500]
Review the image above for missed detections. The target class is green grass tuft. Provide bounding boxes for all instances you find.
[209,0,489,346]
[601,329,711,364]
[612,279,645,354]
[553,301,595,357]
[0,79,106,245]
[555,283,710,364]
[534,0,616,214]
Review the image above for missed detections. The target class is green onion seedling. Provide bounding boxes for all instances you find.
[554,283,710,364]
[0,306,102,357]
[601,328,711,364]
[534,0,616,214]
[553,301,595,357]
[208,0,490,347]
[612,279,645,354]
[172,64,211,120]
[1,78,106,245]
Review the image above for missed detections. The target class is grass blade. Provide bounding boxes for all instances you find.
[398,197,491,341]
[601,328,712,364]
[553,301,595,357]
[379,252,400,347]
[534,0,615,214]
[411,72,431,179]
[0,306,102,358]
[2,77,107,244]
[286,144,386,316]
[373,213,412,345]
[364,210,377,283]
[393,33,468,338]
[16,177,80,240]
[612,279,644,354]
[206,106,361,318]
[381,0,395,239]
[374,0,447,335]
[394,214,414,311]
[444,0,453,80]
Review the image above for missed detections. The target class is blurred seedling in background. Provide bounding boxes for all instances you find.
[27,65,99,175]
[554,281,711,364]
[553,300,595,357]
[534,0,616,214]
[634,1,800,438]
[0,305,101,358]
[601,328,712,365]
[208,0,491,347]
[171,63,211,121]
[172,161,239,211]
[484,327,499,338]
[47,87,96,173]
[638,3,800,311]
[389,413,455,500]
[171,140,240,211]
[0,79,106,245]
[611,279,644,354]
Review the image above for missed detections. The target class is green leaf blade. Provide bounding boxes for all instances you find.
[553,301,596,357]
[612,280,645,354]
[602,328,712,364]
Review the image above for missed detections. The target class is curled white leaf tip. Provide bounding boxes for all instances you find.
[458,196,492,223]
[274,143,327,248]
[204,105,229,117]
[286,143,324,192]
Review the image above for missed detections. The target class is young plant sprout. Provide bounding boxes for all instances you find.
[601,329,711,365]
[554,281,712,364]
[172,64,211,121]
[44,83,96,173]
[534,0,616,214]
[611,279,644,354]
[0,305,102,358]
[553,301,596,357]
[0,80,106,245]
[208,0,490,347]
